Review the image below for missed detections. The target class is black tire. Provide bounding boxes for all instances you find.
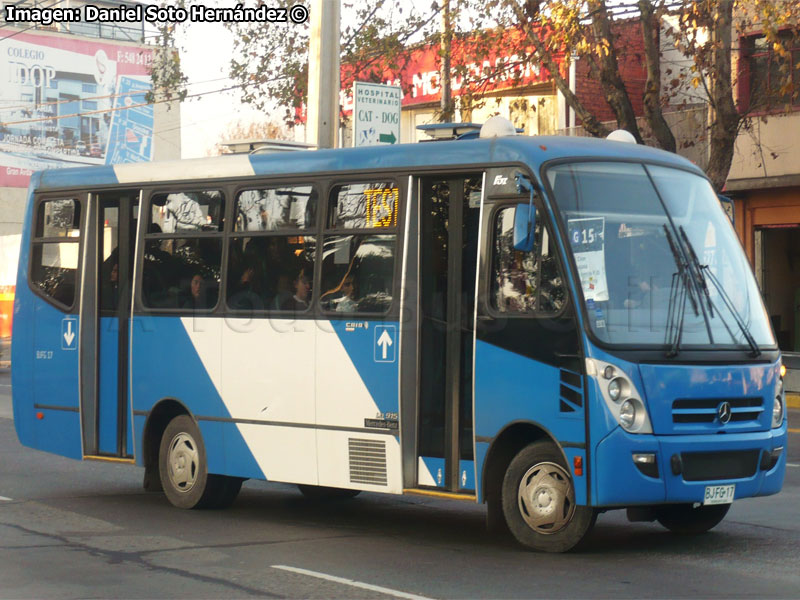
[158,414,242,509]
[297,484,361,499]
[656,503,730,535]
[501,441,596,552]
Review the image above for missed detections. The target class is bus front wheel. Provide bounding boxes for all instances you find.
[501,441,596,552]
[655,503,730,534]
[158,415,242,509]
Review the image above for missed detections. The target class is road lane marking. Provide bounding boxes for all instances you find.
[272,565,434,600]
[787,463,800,468]
[788,428,800,434]
[0,496,12,501]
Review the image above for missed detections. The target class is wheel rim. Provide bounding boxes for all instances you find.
[167,432,199,493]
[517,461,576,534]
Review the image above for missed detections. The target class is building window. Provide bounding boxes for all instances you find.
[741,31,800,111]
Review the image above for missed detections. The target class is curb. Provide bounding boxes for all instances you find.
[786,394,800,409]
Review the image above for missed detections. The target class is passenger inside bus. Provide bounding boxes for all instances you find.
[280,265,312,312]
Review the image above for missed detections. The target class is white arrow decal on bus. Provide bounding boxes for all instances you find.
[63,320,75,347]
[377,329,393,360]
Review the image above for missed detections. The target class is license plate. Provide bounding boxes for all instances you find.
[703,484,735,505]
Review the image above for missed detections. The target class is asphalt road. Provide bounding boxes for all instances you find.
[1,368,798,599]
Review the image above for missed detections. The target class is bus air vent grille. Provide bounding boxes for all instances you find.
[348,438,388,486]
[680,449,760,481]
[671,397,763,424]
[559,369,583,412]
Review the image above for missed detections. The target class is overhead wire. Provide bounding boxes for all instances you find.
[0,75,233,114]
[0,75,289,128]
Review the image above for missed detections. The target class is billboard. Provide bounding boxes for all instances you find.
[0,31,155,187]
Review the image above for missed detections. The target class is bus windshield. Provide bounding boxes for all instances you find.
[547,162,774,351]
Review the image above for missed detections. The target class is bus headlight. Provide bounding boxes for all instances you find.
[772,395,784,428]
[608,378,622,401]
[586,359,652,434]
[620,399,636,428]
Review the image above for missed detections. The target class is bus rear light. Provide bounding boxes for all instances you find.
[36,412,43,420]
[573,456,583,476]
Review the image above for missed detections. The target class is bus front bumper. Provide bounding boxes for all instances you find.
[592,425,787,507]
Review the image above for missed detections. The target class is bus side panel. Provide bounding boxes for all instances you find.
[13,179,82,460]
[13,284,82,459]
[474,340,587,505]
[220,317,319,485]
[31,302,82,458]
[315,320,402,494]
[11,183,36,449]
[130,316,264,480]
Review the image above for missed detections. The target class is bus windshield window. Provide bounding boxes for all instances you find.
[547,162,774,349]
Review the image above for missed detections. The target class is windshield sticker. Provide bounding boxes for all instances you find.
[618,223,646,238]
[568,217,609,302]
[595,308,606,328]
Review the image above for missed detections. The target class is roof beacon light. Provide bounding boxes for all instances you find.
[606,129,637,144]
[480,116,518,139]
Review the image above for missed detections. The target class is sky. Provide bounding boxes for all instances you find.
[174,1,411,158]
[176,17,264,158]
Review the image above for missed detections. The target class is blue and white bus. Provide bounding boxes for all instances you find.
[12,120,787,552]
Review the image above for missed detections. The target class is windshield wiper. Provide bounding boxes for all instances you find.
[663,225,699,357]
[678,226,761,357]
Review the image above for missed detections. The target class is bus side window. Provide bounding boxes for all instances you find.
[30,198,81,309]
[226,235,317,312]
[142,190,225,310]
[491,205,565,314]
[320,181,400,314]
[142,238,223,310]
[319,235,395,314]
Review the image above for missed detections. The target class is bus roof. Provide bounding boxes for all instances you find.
[34,135,704,191]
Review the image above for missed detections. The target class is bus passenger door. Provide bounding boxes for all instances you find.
[79,192,139,458]
[472,177,586,507]
[411,174,482,493]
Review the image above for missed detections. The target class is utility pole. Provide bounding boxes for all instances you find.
[306,0,340,149]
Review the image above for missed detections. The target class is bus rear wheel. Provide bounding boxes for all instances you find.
[158,414,242,509]
[655,503,730,535]
[502,441,595,553]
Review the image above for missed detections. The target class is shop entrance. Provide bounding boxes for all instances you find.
[755,225,800,352]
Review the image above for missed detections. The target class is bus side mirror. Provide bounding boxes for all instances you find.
[513,203,536,252]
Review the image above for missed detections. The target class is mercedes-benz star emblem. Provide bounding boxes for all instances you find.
[717,401,732,424]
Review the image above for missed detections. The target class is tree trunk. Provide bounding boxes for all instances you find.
[517,1,611,138]
[705,0,740,191]
[638,0,676,152]
[588,0,643,143]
